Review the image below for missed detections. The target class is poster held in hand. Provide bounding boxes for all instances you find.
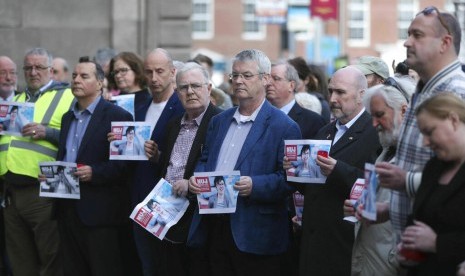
[130,178,189,240]
[110,121,151,160]
[39,161,80,199]
[194,171,240,214]
[0,102,34,137]
[284,139,331,184]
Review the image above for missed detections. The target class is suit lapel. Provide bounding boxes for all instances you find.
[57,112,73,160]
[330,112,370,155]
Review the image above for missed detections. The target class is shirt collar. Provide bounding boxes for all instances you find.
[233,98,265,123]
[336,107,365,130]
[181,106,208,126]
[280,99,296,115]
[72,96,101,116]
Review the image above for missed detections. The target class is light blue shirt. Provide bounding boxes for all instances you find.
[215,100,265,171]
[63,96,101,162]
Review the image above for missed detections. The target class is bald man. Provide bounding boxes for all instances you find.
[52,57,70,82]
[296,66,381,275]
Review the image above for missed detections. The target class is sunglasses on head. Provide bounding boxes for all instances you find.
[416,6,451,35]
[384,77,410,103]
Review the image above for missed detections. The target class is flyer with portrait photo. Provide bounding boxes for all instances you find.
[110,94,135,119]
[360,163,377,221]
[0,101,34,137]
[293,191,304,226]
[193,171,241,214]
[130,178,189,240]
[284,139,331,184]
[109,121,151,160]
[39,161,80,199]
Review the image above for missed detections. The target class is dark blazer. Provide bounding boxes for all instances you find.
[288,102,325,139]
[299,111,381,276]
[407,157,465,276]
[155,103,222,242]
[132,92,185,205]
[187,100,302,255]
[57,97,134,226]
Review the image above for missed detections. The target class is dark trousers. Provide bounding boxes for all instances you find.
[209,217,282,276]
[58,205,124,276]
[4,173,61,276]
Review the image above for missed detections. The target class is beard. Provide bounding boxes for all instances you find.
[377,113,402,148]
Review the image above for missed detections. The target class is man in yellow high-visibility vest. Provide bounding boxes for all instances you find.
[0,48,74,276]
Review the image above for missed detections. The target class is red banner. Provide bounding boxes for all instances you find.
[310,0,338,21]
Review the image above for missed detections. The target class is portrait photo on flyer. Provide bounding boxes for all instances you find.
[39,161,80,199]
[0,101,34,137]
[284,139,331,184]
[193,171,241,214]
[109,121,151,160]
[130,178,189,240]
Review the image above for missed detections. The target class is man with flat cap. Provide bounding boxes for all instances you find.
[353,56,390,87]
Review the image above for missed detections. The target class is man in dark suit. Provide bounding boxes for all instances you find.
[266,61,325,140]
[131,48,185,275]
[144,62,222,275]
[266,61,325,276]
[297,66,381,275]
[56,57,133,275]
[187,49,301,276]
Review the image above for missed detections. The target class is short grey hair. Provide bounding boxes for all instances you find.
[272,61,300,84]
[363,76,415,114]
[176,62,209,85]
[24,48,53,66]
[233,49,271,75]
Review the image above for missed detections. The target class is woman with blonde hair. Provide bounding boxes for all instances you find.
[399,93,465,275]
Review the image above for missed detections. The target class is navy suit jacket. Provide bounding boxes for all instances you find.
[57,97,134,226]
[288,102,325,139]
[132,92,185,205]
[299,111,381,276]
[187,100,302,255]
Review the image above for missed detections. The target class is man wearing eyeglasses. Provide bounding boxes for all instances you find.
[187,49,301,276]
[0,48,74,275]
[143,62,222,275]
[375,6,465,258]
[0,56,17,101]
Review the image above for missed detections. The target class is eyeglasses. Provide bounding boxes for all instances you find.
[23,65,50,72]
[384,77,410,103]
[0,71,17,78]
[177,83,208,93]
[416,6,451,35]
[111,68,132,76]
[229,72,263,81]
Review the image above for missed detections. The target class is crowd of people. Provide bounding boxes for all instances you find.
[0,5,465,276]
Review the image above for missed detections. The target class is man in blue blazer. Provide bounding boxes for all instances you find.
[188,49,301,276]
[56,57,133,275]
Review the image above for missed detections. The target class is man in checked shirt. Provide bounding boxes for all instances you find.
[144,61,222,276]
[376,6,465,255]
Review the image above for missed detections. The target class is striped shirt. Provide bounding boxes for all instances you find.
[390,60,465,240]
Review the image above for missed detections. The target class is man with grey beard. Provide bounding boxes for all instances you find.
[343,76,415,276]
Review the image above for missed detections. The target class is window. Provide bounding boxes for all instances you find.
[397,0,417,40]
[242,0,266,40]
[192,0,213,39]
[347,0,370,47]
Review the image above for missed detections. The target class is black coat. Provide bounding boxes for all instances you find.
[299,111,381,276]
